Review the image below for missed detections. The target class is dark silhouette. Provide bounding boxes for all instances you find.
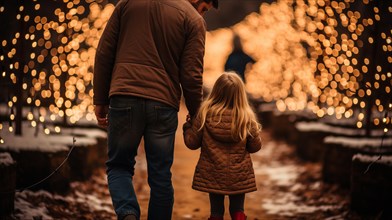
[224,34,255,83]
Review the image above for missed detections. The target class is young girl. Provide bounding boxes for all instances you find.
[183,72,262,220]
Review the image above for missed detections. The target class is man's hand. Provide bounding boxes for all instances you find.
[95,105,109,128]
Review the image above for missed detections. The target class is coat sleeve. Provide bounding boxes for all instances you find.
[179,17,206,118]
[246,122,262,153]
[183,116,203,150]
[93,0,127,105]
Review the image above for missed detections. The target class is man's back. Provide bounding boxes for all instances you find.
[94,0,206,117]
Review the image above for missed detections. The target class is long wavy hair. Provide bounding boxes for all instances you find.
[197,72,260,140]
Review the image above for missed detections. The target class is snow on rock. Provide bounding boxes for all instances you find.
[324,136,392,149]
[296,121,392,137]
[13,186,114,218]
[0,152,15,166]
[14,191,53,219]
[296,122,358,135]
[0,134,69,153]
[61,127,107,139]
[72,186,113,212]
[0,122,97,152]
[353,154,392,166]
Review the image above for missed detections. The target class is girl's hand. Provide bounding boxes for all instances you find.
[183,121,192,130]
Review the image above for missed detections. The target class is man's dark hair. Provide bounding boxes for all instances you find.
[204,0,219,9]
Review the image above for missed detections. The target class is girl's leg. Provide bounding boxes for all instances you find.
[209,193,225,217]
[228,193,245,213]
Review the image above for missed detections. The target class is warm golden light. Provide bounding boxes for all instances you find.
[0,0,390,136]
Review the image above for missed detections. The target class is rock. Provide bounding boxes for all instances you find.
[0,152,16,216]
[322,136,392,187]
[350,154,392,218]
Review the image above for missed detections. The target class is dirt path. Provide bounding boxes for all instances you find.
[12,102,356,219]
[131,102,355,220]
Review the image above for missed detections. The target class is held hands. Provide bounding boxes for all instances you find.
[183,114,192,130]
[95,105,109,129]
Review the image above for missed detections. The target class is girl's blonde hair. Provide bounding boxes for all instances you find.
[197,72,261,140]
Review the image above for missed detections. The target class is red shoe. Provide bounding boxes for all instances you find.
[231,211,247,220]
[208,216,224,220]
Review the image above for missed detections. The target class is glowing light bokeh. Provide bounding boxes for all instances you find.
[0,0,390,138]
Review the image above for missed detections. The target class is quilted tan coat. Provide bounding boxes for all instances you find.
[183,110,262,195]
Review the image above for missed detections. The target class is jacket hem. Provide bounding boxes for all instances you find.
[109,91,179,111]
[192,186,257,195]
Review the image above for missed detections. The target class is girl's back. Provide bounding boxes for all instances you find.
[182,72,262,195]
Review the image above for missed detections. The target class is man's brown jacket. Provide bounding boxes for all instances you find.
[93,0,206,117]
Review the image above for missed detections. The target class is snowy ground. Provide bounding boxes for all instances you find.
[4,104,364,220]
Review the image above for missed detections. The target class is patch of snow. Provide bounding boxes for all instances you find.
[353,154,392,166]
[73,190,112,212]
[254,164,300,186]
[323,212,348,220]
[324,136,392,149]
[14,194,53,219]
[31,190,54,199]
[182,214,193,219]
[290,183,302,192]
[49,135,97,147]
[74,117,98,126]
[309,181,321,190]
[296,122,359,135]
[262,198,340,216]
[61,127,107,139]
[0,152,15,166]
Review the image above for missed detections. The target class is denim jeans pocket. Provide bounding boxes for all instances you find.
[108,106,133,133]
[154,106,178,133]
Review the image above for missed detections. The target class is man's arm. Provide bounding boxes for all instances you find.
[179,17,207,118]
[93,0,127,106]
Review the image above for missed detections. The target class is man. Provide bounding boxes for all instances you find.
[224,34,255,83]
[93,0,218,220]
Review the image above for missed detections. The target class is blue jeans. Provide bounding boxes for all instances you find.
[106,96,178,220]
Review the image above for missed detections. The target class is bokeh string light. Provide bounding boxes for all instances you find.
[0,0,116,136]
[232,0,391,132]
[305,0,392,132]
[0,0,391,138]
[234,0,318,112]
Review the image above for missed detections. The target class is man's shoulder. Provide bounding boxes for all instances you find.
[159,0,201,19]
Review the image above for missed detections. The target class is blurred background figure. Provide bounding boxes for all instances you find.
[224,34,255,83]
